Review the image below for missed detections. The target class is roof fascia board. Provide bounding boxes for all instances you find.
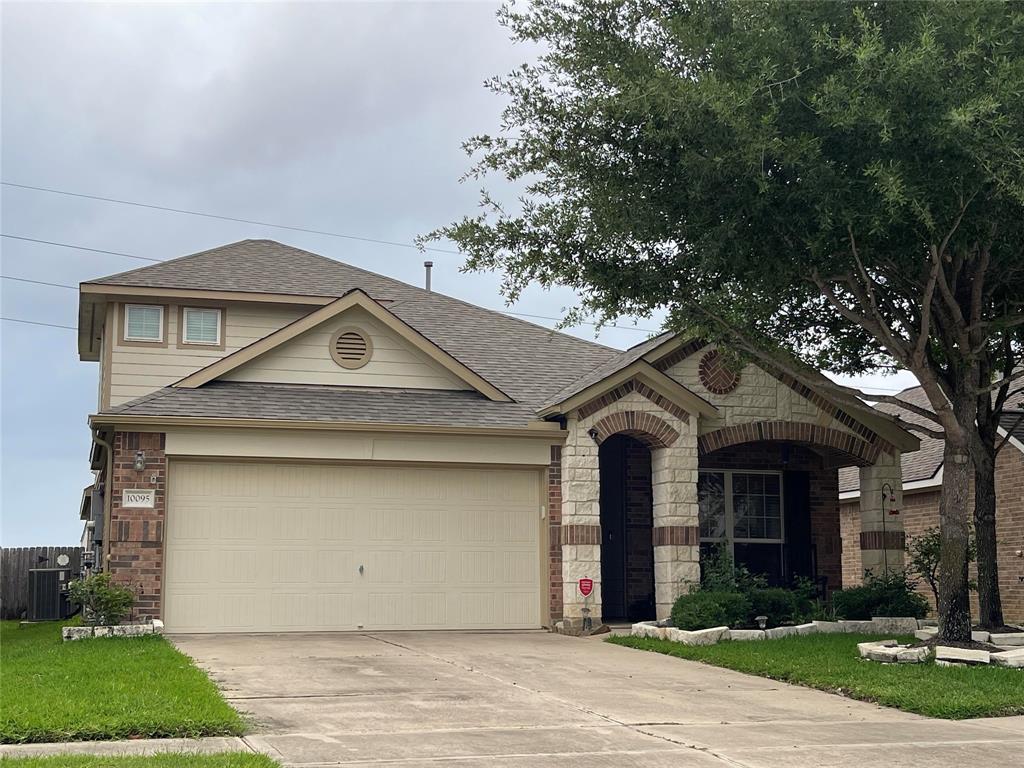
[80,283,337,306]
[540,359,718,419]
[998,425,1024,456]
[88,413,564,438]
[172,291,512,402]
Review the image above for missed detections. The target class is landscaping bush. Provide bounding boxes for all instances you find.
[832,571,929,620]
[67,572,134,626]
[746,587,800,626]
[671,590,751,630]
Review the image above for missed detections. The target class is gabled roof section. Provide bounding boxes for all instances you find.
[80,239,618,406]
[542,331,677,409]
[173,290,512,402]
[540,358,718,420]
[840,384,1024,494]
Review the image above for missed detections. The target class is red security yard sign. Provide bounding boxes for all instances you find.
[578,578,594,597]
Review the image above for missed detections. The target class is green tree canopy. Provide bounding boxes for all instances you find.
[429,0,1024,640]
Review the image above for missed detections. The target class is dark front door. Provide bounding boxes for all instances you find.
[599,435,655,622]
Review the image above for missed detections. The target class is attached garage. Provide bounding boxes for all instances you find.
[163,461,542,633]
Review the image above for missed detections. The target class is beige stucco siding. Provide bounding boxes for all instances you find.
[664,346,858,437]
[220,306,470,391]
[109,302,309,405]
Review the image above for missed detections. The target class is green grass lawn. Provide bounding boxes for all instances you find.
[0,621,245,743]
[0,755,277,768]
[608,632,1024,719]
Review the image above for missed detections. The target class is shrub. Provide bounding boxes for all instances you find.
[746,587,800,626]
[700,544,768,593]
[907,526,976,607]
[671,590,751,630]
[67,572,134,626]
[832,571,929,620]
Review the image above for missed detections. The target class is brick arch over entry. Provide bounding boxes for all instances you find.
[592,410,679,449]
[697,420,882,466]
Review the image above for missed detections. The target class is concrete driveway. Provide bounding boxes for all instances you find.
[172,630,1024,767]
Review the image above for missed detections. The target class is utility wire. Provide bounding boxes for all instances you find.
[1,316,76,330]
[1,181,462,255]
[2,234,161,262]
[1,235,661,333]
[1,274,78,290]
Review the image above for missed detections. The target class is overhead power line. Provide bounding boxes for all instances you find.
[1,181,462,255]
[2,234,161,262]
[1,274,78,290]
[1,316,76,330]
[2,234,660,333]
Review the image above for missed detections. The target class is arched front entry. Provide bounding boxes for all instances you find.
[599,434,655,622]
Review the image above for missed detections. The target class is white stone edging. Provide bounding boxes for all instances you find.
[628,617,1023,668]
[62,619,164,641]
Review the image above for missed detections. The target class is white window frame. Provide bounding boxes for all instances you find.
[181,307,222,346]
[123,304,165,342]
[698,469,786,559]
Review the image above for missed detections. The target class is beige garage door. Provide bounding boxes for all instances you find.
[163,461,541,633]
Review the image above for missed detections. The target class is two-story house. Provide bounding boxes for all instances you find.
[78,239,918,633]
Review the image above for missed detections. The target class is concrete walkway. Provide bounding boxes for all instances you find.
[5,630,1022,766]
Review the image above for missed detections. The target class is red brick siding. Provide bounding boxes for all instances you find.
[840,445,1024,622]
[700,442,842,593]
[548,445,563,622]
[107,432,166,622]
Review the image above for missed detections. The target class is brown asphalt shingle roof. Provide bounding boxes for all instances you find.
[104,382,542,429]
[87,239,619,409]
[838,384,1024,493]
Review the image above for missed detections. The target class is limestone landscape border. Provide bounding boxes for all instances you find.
[630,618,1024,667]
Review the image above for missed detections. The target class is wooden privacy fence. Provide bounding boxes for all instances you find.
[0,546,83,620]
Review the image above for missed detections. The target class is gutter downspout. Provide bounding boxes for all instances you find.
[91,428,113,570]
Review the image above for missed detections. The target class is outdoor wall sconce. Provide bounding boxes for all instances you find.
[133,450,146,471]
[587,427,599,442]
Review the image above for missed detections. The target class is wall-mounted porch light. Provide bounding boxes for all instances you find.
[133,451,146,471]
[587,427,600,443]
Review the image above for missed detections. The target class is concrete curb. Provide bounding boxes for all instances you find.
[0,736,249,758]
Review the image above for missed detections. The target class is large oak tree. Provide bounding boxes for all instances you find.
[429,0,1024,640]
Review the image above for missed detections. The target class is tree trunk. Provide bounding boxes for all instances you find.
[973,448,1004,629]
[937,438,973,643]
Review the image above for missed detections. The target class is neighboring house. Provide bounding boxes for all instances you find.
[839,389,1024,623]
[78,239,919,633]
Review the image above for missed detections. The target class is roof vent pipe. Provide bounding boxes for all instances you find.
[424,261,433,292]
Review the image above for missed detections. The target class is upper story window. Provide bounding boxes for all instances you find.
[181,307,222,346]
[123,304,164,343]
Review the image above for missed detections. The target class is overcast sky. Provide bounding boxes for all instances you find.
[0,1,917,547]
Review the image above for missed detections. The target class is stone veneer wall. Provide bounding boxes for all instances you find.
[699,443,843,594]
[665,349,858,436]
[561,389,699,622]
[840,443,1024,622]
[108,431,166,622]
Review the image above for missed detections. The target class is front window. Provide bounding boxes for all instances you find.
[182,307,222,345]
[698,470,784,582]
[123,304,164,342]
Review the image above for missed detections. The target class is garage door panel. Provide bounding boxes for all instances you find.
[164,461,541,632]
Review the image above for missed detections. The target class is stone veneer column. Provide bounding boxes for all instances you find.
[857,450,905,577]
[560,426,602,628]
[651,427,701,620]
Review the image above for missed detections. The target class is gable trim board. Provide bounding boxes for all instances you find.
[539,359,718,420]
[172,291,512,402]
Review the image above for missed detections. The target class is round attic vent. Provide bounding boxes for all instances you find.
[330,327,372,369]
